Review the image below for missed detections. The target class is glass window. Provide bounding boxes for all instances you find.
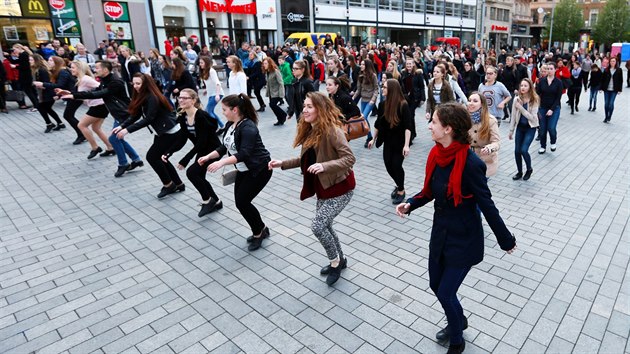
[416,0,425,12]
[426,0,436,14]
[0,18,53,51]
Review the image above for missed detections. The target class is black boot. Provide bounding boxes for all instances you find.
[436,316,468,341]
[447,341,465,354]
[320,257,347,275]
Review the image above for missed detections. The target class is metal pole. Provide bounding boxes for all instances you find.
[480,0,486,49]
[549,1,555,49]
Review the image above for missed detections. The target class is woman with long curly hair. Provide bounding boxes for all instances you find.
[467,91,501,178]
[269,92,356,286]
[30,53,63,133]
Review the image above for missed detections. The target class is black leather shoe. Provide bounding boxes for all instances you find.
[273,122,284,126]
[320,257,347,275]
[257,106,266,112]
[248,234,264,251]
[157,183,177,198]
[52,123,66,131]
[447,341,465,354]
[523,169,533,181]
[175,183,185,193]
[45,124,56,133]
[436,316,468,341]
[127,160,144,171]
[575,106,579,112]
[390,187,398,199]
[87,147,103,159]
[198,199,223,217]
[247,226,270,243]
[72,136,86,145]
[326,264,342,285]
[99,149,116,157]
[512,172,523,180]
[114,165,129,177]
[392,192,406,205]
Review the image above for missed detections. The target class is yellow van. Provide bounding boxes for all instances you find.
[284,33,337,47]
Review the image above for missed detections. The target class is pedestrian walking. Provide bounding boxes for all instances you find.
[587,64,601,111]
[269,92,356,285]
[326,76,361,121]
[399,57,426,142]
[352,59,379,147]
[395,102,517,354]
[509,78,539,181]
[262,58,287,126]
[601,57,623,124]
[535,62,563,154]
[198,56,224,128]
[478,66,511,125]
[467,92,500,177]
[567,61,585,114]
[199,94,273,251]
[227,55,247,95]
[426,64,456,122]
[113,73,185,198]
[8,44,38,110]
[246,50,266,111]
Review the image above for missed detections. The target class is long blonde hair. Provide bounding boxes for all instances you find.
[71,60,94,86]
[293,92,343,150]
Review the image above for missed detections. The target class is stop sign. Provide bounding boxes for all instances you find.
[49,0,65,10]
[103,1,124,20]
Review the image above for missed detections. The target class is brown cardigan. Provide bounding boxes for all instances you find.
[281,127,356,189]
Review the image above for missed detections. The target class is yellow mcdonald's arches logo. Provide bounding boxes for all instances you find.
[28,0,45,12]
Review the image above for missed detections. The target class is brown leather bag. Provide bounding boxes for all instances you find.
[342,115,369,141]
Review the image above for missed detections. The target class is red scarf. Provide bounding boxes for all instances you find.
[421,141,470,206]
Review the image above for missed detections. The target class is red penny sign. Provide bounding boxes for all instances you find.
[103,1,124,19]
[49,0,65,10]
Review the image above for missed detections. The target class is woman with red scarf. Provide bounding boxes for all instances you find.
[395,102,516,354]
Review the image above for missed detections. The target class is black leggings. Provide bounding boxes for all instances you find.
[234,168,272,235]
[63,99,84,138]
[186,159,219,202]
[38,100,62,125]
[147,133,183,186]
[269,97,287,123]
[383,143,405,191]
[253,86,265,108]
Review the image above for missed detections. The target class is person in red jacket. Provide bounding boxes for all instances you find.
[3,51,27,109]
[311,53,325,91]
[555,59,570,95]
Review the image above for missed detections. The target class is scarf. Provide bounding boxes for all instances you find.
[420,141,470,206]
[470,110,482,124]
[572,68,581,78]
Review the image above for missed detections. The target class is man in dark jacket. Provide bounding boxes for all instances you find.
[64,60,143,177]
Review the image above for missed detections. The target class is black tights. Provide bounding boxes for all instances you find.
[383,143,405,191]
[147,133,183,186]
[38,100,62,125]
[234,168,272,235]
[186,159,219,202]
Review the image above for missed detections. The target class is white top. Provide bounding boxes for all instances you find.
[204,68,224,96]
[78,76,105,107]
[607,69,616,91]
[228,71,247,95]
[224,123,248,171]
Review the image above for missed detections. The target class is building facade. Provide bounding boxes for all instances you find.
[479,0,512,50]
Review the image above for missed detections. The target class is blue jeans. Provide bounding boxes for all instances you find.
[514,125,536,172]
[589,87,599,109]
[538,106,560,149]
[109,120,141,167]
[429,257,471,346]
[360,101,374,139]
[603,90,617,121]
[205,94,224,128]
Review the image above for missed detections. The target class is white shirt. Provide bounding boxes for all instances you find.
[228,71,247,95]
[204,68,225,96]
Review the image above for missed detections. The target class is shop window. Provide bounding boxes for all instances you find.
[0,18,53,51]
[164,16,185,41]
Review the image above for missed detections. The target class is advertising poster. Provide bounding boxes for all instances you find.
[34,26,50,40]
[105,22,132,40]
[53,18,81,38]
[3,26,19,41]
[49,0,77,19]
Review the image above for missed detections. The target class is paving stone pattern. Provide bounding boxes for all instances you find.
[0,80,628,353]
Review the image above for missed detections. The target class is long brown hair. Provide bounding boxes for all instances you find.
[293,92,342,150]
[221,93,259,125]
[199,55,213,80]
[517,78,540,107]
[31,53,48,77]
[383,79,407,128]
[171,57,186,81]
[293,59,311,79]
[128,73,172,117]
[262,57,278,74]
[360,59,376,86]
[49,56,66,83]
[468,91,492,141]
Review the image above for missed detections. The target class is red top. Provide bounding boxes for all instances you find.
[300,149,355,200]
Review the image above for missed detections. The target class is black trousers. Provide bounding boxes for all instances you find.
[408,101,418,140]
[383,143,405,191]
[186,159,219,202]
[38,100,62,125]
[568,87,581,110]
[63,99,84,138]
[234,168,272,235]
[147,133,184,186]
[253,86,265,108]
[269,97,287,123]
[20,81,39,108]
[0,82,5,109]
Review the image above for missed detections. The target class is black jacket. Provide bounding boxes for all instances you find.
[569,70,585,89]
[220,46,235,61]
[536,77,563,111]
[43,69,76,92]
[374,101,413,149]
[9,52,32,83]
[120,94,177,135]
[216,119,271,175]
[331,90,361,120]
[73,73,130,121]
[601,67,623,92]
[288,77,315,118]
[462,69,481,95]
[345,65,360,93]
[407,152,516,267]
[169,70,196,96]
[34,68,55,102]
[588,70,602,89]
[168,109,221,167]
[119,55,141,83]
[399,70,426,105]
[247,60,266,89]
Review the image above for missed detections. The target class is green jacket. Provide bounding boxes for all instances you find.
[280,62,294,85]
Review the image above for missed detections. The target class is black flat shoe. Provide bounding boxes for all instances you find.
[127,160,144,171]
[320,257,347,275]
[436,316,468,342]
[447,341,465,354]
[273,122,284,126]
[99,149,116,157]
[390,187,398,199]
[257,106,266,112]
[175,183,185,193]
[52,123,66,131]
[326,264,342,285]
[392,192,406,205]
[45,124,56,133]
[87,147,103,159]
[157,183,177,198]
[523,169,533,181]
[248,234,265,251]
[72,136,86,145]
[247,226,270,243]
[114,165,129,177]
[198,199,223,217]
[512,172,523,180]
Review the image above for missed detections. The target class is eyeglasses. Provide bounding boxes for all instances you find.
[178,96,192,100]
[292,67,303,70]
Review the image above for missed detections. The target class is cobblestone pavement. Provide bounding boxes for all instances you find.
[0,81,628,354]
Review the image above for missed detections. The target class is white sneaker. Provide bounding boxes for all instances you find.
[550,144,557,152]
[538,148,546,154]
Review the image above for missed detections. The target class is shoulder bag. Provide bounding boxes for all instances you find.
[342,115,369,141]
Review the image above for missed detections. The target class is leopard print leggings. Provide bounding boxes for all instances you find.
[311,191,353,261]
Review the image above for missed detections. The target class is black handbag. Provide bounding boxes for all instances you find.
[6,90,25,102]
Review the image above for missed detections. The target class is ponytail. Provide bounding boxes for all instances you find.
[221,93,259,124]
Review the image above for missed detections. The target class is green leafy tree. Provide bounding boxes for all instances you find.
[542,0,583,46]
[592,0,630,44]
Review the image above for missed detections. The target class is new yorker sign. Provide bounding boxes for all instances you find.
[199,0,257,15]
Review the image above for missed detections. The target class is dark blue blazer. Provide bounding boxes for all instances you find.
[407,152,516,267]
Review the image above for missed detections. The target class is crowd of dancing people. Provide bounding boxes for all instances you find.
[1,36,627,353]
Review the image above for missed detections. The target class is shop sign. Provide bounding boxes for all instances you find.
[50,0,77,19]
[491,25,508,31]
[20,0,51,17]
[103,2,123,19]
[199,0,257,15]
[287,12,304,22]
[256,0,277,30]
[189,34,199,44]
[53,18,81,37]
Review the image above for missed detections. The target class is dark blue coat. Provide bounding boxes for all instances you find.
[43,69,76,92]
[407,152,516,267]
